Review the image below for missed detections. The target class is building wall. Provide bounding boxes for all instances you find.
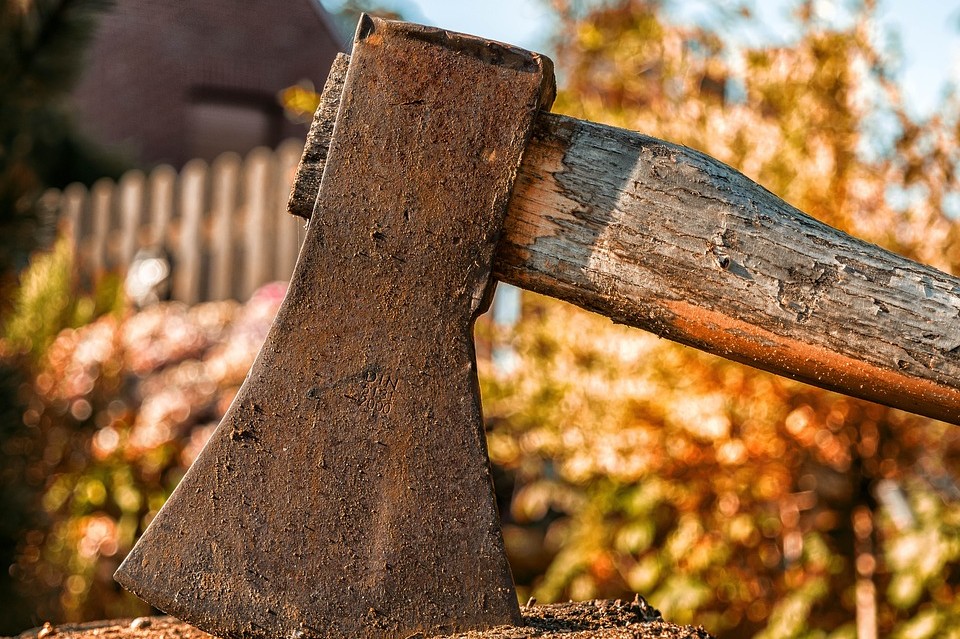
[72,1,345,167]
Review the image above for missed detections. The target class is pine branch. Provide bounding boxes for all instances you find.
[7,0,114,102]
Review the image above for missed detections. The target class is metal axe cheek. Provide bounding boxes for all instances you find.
[116,16,553,639]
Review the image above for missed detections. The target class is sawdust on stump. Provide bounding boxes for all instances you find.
[12,598,714,639]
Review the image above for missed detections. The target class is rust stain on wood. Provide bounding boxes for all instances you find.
[664,299,960,424]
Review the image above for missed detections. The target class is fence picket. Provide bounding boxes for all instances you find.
[210,153,241,301]
[60,183,88,256]
[89,179,113,278]
[173,159,207,305]
[242,148,272,300]
[148,165,176,251]
[53,142,306,304]
[118,170,146,269]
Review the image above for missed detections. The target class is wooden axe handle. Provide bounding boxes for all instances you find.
[291,54,960,425]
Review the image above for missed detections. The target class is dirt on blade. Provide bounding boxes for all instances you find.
[12,599,714,639]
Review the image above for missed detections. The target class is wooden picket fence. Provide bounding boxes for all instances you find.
[49,139,308,304]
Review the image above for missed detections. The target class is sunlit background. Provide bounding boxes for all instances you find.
[343,0,960,117]
[4,1,960,638]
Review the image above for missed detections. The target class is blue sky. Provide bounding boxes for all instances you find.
[337,0,960,119]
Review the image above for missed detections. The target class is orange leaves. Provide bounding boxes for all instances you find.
[478,2,960,635]
[11,285,286,621]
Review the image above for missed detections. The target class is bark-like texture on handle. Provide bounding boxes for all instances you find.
[292,57,960,425]
[499,115,960,424]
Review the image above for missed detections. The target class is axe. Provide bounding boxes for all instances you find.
[116,16,960,639]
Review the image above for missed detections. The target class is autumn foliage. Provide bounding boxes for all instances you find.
[5,1,960,638]
[480,1,960,636]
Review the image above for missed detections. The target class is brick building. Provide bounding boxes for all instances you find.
[72,1,345,167]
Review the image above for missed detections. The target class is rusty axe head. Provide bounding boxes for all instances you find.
[115,15,555,639]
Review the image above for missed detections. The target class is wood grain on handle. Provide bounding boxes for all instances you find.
[291,55,960,425]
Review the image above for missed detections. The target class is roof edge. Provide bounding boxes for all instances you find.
[309,0,350,52]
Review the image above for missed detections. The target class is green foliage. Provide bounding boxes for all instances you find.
[0,0,124,303]
[0,3,125,619]
[0,358,36,634]
[2,235,75,360]
[3,236,122,362]
[0,0,111,94]
[0,238,123,633]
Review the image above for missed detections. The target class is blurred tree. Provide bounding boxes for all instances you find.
[0,0,124,307]
[480,0,960,637]
[0,236,123,633]
[1,1,123,631]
